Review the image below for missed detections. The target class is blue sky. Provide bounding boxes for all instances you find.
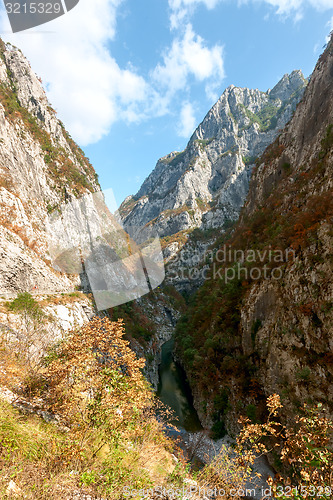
[1,0,333,206]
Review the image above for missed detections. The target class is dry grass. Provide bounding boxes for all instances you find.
[37,292,87,307]
[0,316,185,499]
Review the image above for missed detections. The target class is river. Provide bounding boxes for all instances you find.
[156,338,275,488]
[157,338,202,432]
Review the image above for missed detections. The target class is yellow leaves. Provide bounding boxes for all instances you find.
[44,316,153,444]
[237,394,333,494]
[266,393,283,416]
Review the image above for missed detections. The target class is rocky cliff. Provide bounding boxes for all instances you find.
[0,40,101,295]
[174,39,333,439]
[0,39,179,393]
[120,71,307,256]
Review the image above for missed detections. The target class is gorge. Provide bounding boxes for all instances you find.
[0,29,332,498]
[119,35,333,444]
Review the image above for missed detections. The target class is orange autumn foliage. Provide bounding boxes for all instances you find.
[45,317,152,442]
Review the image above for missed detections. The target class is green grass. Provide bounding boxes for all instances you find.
[0,398,176,499]
[239,102,279,132]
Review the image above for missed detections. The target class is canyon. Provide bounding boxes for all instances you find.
[0,33,331,481]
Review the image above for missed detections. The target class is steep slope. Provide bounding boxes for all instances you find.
[0,40,101,294]
[174,40,333,436]
[0,40,180,390]
[120,71,307,255]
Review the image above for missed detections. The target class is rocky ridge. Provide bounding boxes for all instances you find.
[0,40,101,295]
[0,39,180,395]
[174,39,333,435]
[120,70,307,257]
[237,41,333,419]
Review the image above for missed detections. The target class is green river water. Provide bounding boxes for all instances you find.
[157,339,203,433]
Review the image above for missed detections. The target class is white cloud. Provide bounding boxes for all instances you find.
[177,101,196,137]
[302,0,333,8]
[169,0,220,7]
[0,0,149,145]
[326,16,333,42]
[252,0,333,16]
[169,0,221,28]
[257,0,302,14]
[169,0,333,27]
[205,81,221,103]
[0,0,224,145]
[152,24,224,100]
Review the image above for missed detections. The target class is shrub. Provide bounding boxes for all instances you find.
[4,293,48,383]
[211,420,227,439]
[0,314,178,498]
[296,366,311,382]
[245,403,257,423]
[237,395,333,494]
[6,292,42,317]
[251,319,262,346]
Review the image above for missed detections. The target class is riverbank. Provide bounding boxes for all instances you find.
[156,337,275,495]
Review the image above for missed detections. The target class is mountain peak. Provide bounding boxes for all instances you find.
[120,72,307,255]
[269,69,306,100]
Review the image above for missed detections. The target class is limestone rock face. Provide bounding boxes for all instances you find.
[128,294,180,390]
[173,40,333,432]
[237,42,333,416]
[0,41,99,294]
[0,294,95,369]
[120,71,307,247]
